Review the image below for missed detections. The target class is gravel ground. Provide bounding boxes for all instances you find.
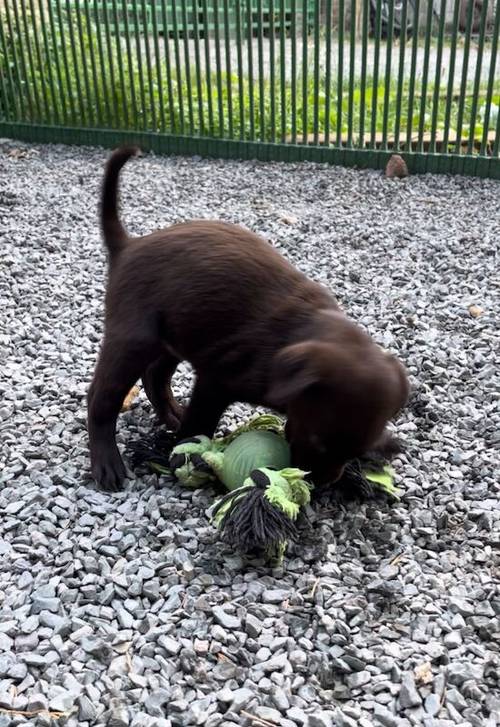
[1,140,499,727]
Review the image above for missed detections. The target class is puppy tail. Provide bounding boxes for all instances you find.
[100,146,139,261]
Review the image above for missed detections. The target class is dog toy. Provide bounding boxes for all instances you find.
[130,415,398,560]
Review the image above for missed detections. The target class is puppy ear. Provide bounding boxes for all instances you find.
[267,342,320,407]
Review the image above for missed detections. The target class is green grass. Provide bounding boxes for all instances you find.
[1,11,498,150]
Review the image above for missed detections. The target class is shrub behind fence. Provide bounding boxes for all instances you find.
[0,0,498,177]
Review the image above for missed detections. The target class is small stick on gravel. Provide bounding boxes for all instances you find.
[241,711,279,727]
[311,577,321,598]
[0,708,70,720]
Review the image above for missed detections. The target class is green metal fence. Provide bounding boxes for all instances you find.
[0,0,499,177]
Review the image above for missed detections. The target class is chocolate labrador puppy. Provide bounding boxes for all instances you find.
[88,147,409,490]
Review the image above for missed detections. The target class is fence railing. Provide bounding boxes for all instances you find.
[0,0,499,177]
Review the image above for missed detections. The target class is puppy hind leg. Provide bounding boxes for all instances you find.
[88,337,160,490]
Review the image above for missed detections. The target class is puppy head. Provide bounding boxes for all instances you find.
[268,339,409,485]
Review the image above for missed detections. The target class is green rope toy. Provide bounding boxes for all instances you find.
[130,414,399,559]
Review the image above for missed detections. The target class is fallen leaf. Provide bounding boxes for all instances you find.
[414,660,433,685]
[468,304,484,318]
[280,213,299,225]
[385,154,409,178]
[121,385,140,411]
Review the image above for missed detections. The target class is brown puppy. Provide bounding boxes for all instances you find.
[88,147,409,490]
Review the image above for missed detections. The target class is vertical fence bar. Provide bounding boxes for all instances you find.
[156,0,177,134]
[302,0,309,144]
[17,0,43,120]
[74,0,95,126]
[132,0,148,128]
[235,0,245,138]
[160,0,176,133]
[455,0,475,153]
[93,0,113,126]
[347,0,357,148]
[151,0,166,132]
[312,0,320,145]
[291,0,297,143]
[34,0,58,123]
[468,0,489,153]
[61,0,85,122]
[25,0,50,121]
[223,0,234,138]
[494,89,500,157]
[369,0,382,148]
[429,0,446,152]
[83,0,103,126]
[214,0,225,136]
[191,0,205,134]
[170,0,186,134]
[268,0,276,142]
[201,0,214,134]
[0,12,19,120]
[442,0,460,152]
[336,0,344,146]
[405,0,420,151]
[480,0,500,156]
[279,0,286,141]
[140,0,157,130]
[381,0,394,149]
[47,0,69,123]
[417,0,435,151]
[393,0,408,150]
[256,0,265,140]
[358,0,369,148]
[54,0,77,123]
[246,0,255,140]
[181,0,195,134]
[6,0,35,121]
[102,0,121,126]
[3,0,28,120]
[120,0,139,130]
[0,34,12,120]
[324,0,333,146]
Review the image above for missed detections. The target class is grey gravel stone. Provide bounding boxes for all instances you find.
[332,710,356,727]
[307,713,334,727]
[447,663,483,686]
[49,690,75,712]
[262,589,290,604]
[260,653,291,673]
[399,674,422,708]
[245,614,263,638]
[145,689,170,717]
[256,706,282,722]
[373,704,399,727]
[212,606,241,630]
[158,635,181,655]
[270,685,290,711]
[109,703,130,727]
[229,687,255,713]
[346,670,371,688]
[424,693,441,717]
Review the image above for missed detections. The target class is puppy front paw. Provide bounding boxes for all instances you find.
[91,449,127,491]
